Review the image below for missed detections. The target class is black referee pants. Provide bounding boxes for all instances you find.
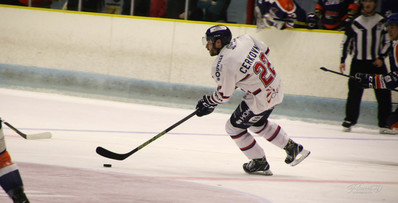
[345,60,392,127]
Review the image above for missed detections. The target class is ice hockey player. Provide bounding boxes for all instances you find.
[355,13,398,132]
[255,0,307,30]
[306,0,359,30]
[0,120,30,203]
[195,25,310,175]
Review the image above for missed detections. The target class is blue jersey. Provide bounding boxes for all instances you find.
[372,41,398,89]
[257,0,307,28]
[389,41,398,72]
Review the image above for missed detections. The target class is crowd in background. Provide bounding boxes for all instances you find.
[0,0,231,22]
[0,0,397,29]
[255,0,398,30]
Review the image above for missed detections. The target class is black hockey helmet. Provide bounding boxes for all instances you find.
[203,25,232,46]
[387,13,398,26]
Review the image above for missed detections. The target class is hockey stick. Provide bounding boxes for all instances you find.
[320,67,398,92]
[1,119,52,140]
[320,67,355,79]
[96,110,199,160]
[274,18,307,26]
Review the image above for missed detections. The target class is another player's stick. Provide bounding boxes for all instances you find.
[274,18,307,26]
[1,119,52,140]
[320,67,356,79]
[320,67,398,92]
[96,110,199,160]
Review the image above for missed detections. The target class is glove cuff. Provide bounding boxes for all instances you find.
[204,95,218,106]
[374,75,387,89]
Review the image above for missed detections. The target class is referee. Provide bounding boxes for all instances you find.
[339,0,392,134]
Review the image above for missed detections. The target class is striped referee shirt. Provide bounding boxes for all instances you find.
[340,13,390,63]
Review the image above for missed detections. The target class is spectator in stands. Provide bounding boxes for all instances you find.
[197,0,230,22]
[67,0,105,12]
[105,0,121,14]
[0,0,51,7]
[307,0,359,30]
[255,0,307,30]
[150,0,167,18]
[165,0,203,21]
[121,0,150,16]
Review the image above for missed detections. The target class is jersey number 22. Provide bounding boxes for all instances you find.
[253,52,276,88]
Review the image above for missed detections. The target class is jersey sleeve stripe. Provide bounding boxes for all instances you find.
[252,88,262,95]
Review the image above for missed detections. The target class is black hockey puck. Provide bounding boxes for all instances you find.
[103,164,112,167]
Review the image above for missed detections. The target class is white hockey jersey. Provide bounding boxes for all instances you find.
[209,34,283,114]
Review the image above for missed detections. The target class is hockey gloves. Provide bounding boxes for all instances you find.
[354,73,374,88]
[354,72,398,89]
[196,95,217,117]
[307,13,319,29]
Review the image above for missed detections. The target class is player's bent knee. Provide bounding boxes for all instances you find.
[225,119,247,135]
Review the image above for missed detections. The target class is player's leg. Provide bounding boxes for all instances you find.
[249,110,310,166]
[387,106,398,130]
[226,102,272,175]
[343,77,364,131]
[0,120,30,203]
[375,89,396,134]
[343,60,365,132]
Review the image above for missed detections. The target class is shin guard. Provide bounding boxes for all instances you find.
[226,120,265,159]
[250,120,289,149]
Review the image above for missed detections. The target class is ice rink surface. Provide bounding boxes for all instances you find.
[0,88,397,203]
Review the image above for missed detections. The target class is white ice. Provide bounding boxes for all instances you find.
[0,88,397,203]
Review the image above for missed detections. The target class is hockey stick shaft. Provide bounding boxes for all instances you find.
[2,121,27,139]
[96,110,199,160]
[320,67,355,79]
[320,67,398,92]
[1,119,52,139]
[274,18,307,26]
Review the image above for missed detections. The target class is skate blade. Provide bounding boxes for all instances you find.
[290,149,310,166]
[262,170,273,176]
[245,169,273,176]
[342,127,351,132]
[379,128,398,135]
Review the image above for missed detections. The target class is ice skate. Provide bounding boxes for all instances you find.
[243,157,273,176]
[342,121,354,132]
[284,139,310,166]
[8,187,29,203]
[379,127,398,135]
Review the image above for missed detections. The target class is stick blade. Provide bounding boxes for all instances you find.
[320,67,327,71]
[25,132,52,140]
[96,146,128,160]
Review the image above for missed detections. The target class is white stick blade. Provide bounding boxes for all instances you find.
[26,132,52,140]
